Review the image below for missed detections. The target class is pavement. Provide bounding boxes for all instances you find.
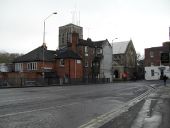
[131,83,170,128]
[92,81,170,128]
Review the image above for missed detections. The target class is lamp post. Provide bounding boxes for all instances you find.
[42,12,57,78]
[43,12,57,45]
[112,38,118,47]
[112,38,118,55]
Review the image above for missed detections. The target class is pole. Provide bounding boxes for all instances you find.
[42,12,57,78]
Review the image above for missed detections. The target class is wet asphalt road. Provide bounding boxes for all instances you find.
[0,81,156,128]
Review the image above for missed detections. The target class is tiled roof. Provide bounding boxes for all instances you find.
[13,46,56,63]
[112,41,130,54]
[55,49,81,59]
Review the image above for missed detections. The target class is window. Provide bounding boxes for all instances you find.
[62,34,64,44]
[97,48,102,54]
[60,59,64,66]
[27,62,37,70]
[150,51,154,58]
[151,62,154,66]
[85,60,88,67]
[76,60,81,64]
[85,46,88,56]
[151,70,154,76]
[66,32,70,43]
[15,63,23,72]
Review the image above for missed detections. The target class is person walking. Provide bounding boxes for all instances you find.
[163,75,168,86]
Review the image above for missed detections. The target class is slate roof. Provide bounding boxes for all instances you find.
[112,41,130,54]
[78,39,107,48]
[13,46,56,63]
[55,49,81,59]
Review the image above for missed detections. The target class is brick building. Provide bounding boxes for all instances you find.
[77,38,112,82]
[55,32,83,83]
[13,44,56,79]
[145,41,170,80]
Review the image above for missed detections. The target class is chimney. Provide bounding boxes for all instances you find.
[71,32,79,52]
[42,43,47,50]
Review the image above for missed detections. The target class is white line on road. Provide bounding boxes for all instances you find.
[78,87,156,128]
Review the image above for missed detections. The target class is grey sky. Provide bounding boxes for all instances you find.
[0,0,170,54]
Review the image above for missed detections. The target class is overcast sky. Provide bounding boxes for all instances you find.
[0,0,170,55]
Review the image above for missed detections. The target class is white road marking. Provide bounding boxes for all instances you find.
[78,87,156,128]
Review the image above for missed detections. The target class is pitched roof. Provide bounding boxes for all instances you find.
[78,39,108,48]
[55,49,81,59]
[112,41,130,54]
[13,46,56,63]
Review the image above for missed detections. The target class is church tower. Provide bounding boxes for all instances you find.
[58,23,83,49]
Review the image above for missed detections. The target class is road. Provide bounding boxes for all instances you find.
[0,81,158,128]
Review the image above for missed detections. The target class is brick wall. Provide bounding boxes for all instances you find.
[55,59,83,79]
[145,46,169,66]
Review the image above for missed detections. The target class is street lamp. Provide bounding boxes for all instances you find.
[43,12,57,45]
[42,12,57,78]
[112,38,118,53]
[112,38,118,45]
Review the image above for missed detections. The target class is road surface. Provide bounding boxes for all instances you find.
[0,81,156,128]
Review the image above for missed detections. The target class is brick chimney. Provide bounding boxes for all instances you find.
[42,43,47,50]
[71,32,79,52]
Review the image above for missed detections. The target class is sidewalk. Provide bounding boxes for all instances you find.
[131,84,170,128]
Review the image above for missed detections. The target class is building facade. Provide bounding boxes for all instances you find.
[144,41,170,80]
[55,32,83,83]
[13,44,56,79]
[77,38,112,82]
[112,40,137,80]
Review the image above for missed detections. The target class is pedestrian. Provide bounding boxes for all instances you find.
[163,75,168,86]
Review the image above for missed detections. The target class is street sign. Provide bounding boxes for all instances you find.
[161,52,169,63]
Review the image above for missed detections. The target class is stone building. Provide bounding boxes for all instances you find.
[112,40,137,80]
[58,23,83,49]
